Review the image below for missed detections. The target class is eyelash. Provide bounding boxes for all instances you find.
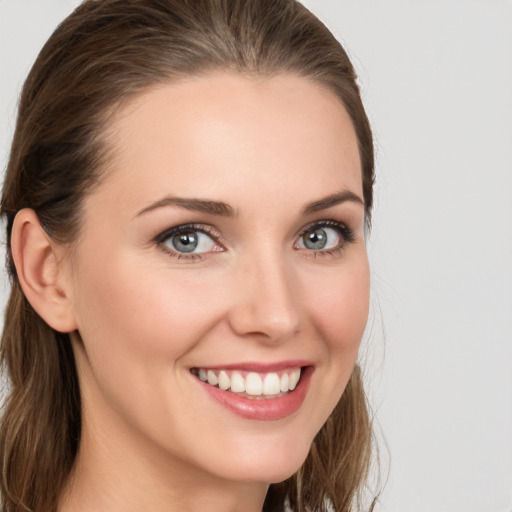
[297,220,355,259]
[154,223,221,261]
[154,220,355,261]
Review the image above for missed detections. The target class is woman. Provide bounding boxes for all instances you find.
[0,1,376,511]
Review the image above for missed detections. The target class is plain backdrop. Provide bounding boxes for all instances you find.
[1,1,511,511]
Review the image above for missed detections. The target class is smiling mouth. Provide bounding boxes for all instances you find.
[191,367,302,399]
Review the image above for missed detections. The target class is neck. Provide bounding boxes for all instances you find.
[59,409,268,512]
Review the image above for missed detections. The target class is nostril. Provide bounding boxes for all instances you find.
[228,310,300,342]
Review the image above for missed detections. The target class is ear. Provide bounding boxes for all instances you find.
[10,208,78,333]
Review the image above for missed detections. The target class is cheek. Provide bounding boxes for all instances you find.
[70,254,227,436]
[74,259,221,360]
[285,255,370,456]
[306,256,370,354]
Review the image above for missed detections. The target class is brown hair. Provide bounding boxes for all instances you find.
[0,1,376,511]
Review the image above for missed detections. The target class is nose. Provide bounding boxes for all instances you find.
[227,251,301,343]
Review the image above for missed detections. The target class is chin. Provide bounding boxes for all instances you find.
[211,440,312,485]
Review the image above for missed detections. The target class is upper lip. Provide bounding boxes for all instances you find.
[190,360,313,373]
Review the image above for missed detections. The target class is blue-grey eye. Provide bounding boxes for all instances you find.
[172,231,198,253]
[164,229,216,254]
[298,226,341,251]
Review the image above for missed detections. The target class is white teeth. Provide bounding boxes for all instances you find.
[280,373,289,392]
[230,372,245,393]
[245,372,263,396]
[207,370,218,386]
[218,370,230,390]
[196,367,303,396]
[289,369,300,390]
[263,373,281,395]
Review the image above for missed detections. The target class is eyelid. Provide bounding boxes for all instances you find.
[295,219,355,256]
[298,219,354,239]
[154,223,224,260]
[153,219,355,262]
[154,223,220,243]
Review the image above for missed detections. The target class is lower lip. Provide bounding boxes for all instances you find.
[196,367,313,421]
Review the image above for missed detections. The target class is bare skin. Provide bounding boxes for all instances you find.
[14,72,369,512]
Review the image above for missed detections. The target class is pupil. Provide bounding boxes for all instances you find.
[172,232,198,253]
[305,228,327,250]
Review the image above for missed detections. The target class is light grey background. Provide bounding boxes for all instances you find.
[1,1,511,511]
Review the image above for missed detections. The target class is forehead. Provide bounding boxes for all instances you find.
[91,72,362,215]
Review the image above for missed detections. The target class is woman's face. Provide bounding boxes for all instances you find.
[64,72,370,485]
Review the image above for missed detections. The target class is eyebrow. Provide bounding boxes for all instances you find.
[135,189,363,219]
[302,190,364,215]
[136,197,236,218]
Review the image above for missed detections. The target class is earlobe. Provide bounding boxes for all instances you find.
[10,208,78,333]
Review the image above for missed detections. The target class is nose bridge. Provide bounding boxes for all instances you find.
[229,242,301,341]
